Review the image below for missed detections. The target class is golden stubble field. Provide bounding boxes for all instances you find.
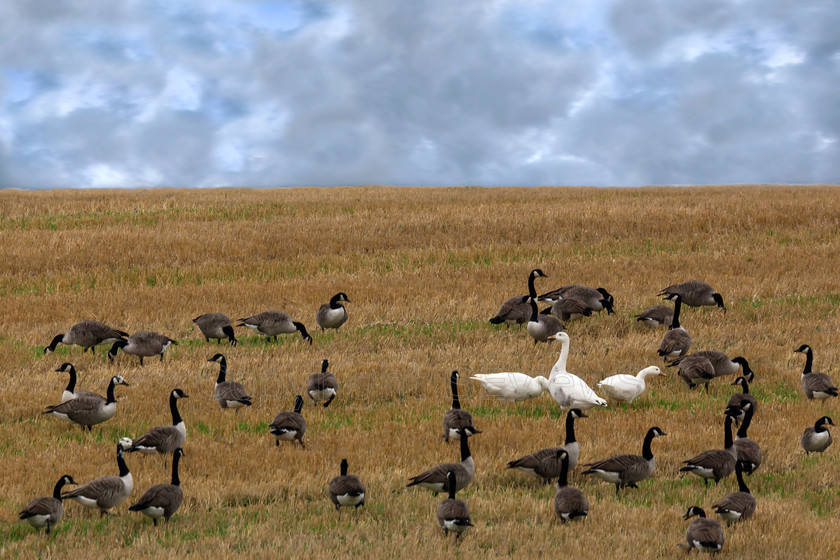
[0,185,839,559]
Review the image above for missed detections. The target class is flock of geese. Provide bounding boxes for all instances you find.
[16,276,838,552]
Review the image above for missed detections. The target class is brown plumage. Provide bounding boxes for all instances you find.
[729,402,761,474]
[436,471,473,539]
[726,376,758,426]
[582,426,666,494]
[193,313,237,346]
[129,448,184,525]
[45,320,128,354]
[55,362,103,403]
[659,280,726,311]
[670,353,716,391]
[209,354,252,411]
[270,395,306,447]
[128,389,188,456]
[316,293,350,330]
[238,310,312,344]
[795,344,838,400]
[525,297,564,344]
[62,441,134,516]
[19,475,76,534]
[680,414,737,485]
[507,409,586,482]
[43,375,130,431]
[108,331,178,365]
[553,450,589,523]
[408,429,474,495]
[657,295,690,360]
[712,461,756,525]
[307,359,338,407]
[801,416,834,454]
[538,285,615,314]
[328,459,366,516]
[681,506,725,553]
[635,305,673,328]
[549,297,593,322]
[489,269,546,326]
[443,370,479,442]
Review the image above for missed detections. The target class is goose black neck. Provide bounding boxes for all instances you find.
[802,348,813,374]
[641,430,657,460]
[736,405,753,438]
[735,463,749,494]
[294,396,303,414]
[106,378,118,404]
[322,359,329,373]
[117,448,130,477]
[450,371,461,409]
[340,459,348,477]
[815,418,830,432]
[670,296,682,329]
[171,451,181,486]
[739,378,750,394]
[447,472,457,500]
[330,294,344,308]
[558,453,570,487]
[723,415,734,449]
[222,326,236,345]
[216,358,227,383]
[169,392,183,425]
[47,334,64,353]
[293,322,310,341]
[527,271,539,298]
[527,298,539,322]
[65,366,77,393]
[53,478,68,500]
[564,411,578,444]
[459,431,471,461]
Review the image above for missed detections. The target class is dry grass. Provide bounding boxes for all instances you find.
[1,185,839,558]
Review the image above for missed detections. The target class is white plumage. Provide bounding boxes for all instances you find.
[597,366,664,404]
[469,372,549,402]
[546,332,607,410]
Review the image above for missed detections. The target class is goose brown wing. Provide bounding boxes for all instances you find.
[20,497,61,518]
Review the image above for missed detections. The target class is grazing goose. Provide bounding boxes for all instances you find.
[209,354,252,411]
[127,389,188,456]
[489,268,547,326]
[238,311,312,344]
[55,363,101,403]
[548,297,593,322]
[129,448,184,525]
[680,413,737,486]
[436,471,473,539]
[597,366,664,405]
[712,461,756,525]
[553,450,589,523]
[63,440,134,516]
[794,344,838,401]
[43,375,130,431]
[45,320,128,355]
[407,429,474,495]
[659,280,726,312]
[801,416,834,455]
[507,409,587,480]
[728,402,761,474]
[657,295,691,360]
[670,353,716,391]
[683,351,753,381]
[538,285,615,315]
[316,292,350,331]
[19,474,76,534]
[307,359,338,408]
[269,395,306,448]
[469,372,550,402]
[681,506,725,553]
[443,370,480,442]
[193,313,237,346]
[634,305,673,328]
[328,458,366,517]
[726,376,758,426]
[108,331,178,366]
[582,426,666,494]
[524,297,564,345]
[546,332,607,410]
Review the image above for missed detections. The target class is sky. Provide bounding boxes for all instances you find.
[1,0,838,189]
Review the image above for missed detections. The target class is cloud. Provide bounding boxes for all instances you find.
[0,0,838,188]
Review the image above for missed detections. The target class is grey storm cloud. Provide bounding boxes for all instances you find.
[0,0,838,189]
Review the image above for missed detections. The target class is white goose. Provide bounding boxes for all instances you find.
[469,372,550,402]
[597,366,665,405]
[546,332,607,410]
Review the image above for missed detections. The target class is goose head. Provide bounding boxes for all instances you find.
[208,353,226,363]
[534,376,551,391]
[118,437,134,451]
[637,366,664,379]
[683,505,706,520]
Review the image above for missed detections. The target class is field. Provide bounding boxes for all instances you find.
[1,185,839,558]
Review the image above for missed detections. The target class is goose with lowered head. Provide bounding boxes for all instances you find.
[597,366,664,405]
[546,332,606,410]
[469,372,550,402]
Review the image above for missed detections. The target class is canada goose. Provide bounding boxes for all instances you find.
[270,395,306,448]
[108,331,178,366]
[489,268,547,326]
[436,471,473,539]
[727,402,761,474]
[443,370,480,442]
[553,450,589,523]
[682,351,753,381]
[726,376,758,426]
[538,285,615,314]
[127,389,188,456]
[44,320,128,355]
[469,372,550,402]
[208,354,252,411]
[19,474,76,534]
[43,375,130,430]
[681,506,725,553]
[316,292,350,330]
[794,344,838,401]
[634,305,673,328]
[328,458,366,517]
[193,313,237,346]
[128,448,184,525]
[546,332,607,410]
[597,366,665,405]
[670,353,716,391]
[307,359,338,407]
[238,311,312,344]
[548,297,593,322]
[680,413,737,486]
[55,363,101,403]
[407,429,474,495]
[524,297,564,345]
[62,440,134,516]
[712,461,756,525]
[801,416,834,455]
[659,281,726,312]
[507,409,587,480]
[582,426,666,494]
[657,295,690,360]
